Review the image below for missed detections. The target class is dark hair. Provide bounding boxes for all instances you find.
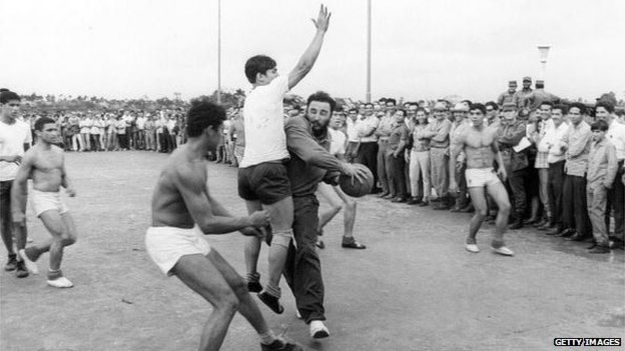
[591,119,609,132]
[485,101,498,111]
[385,98,396,106]
[348,108,358,113]
[469,103,486,115]
[395,109,407,117]
[0,91,20,104]
[0,88,9,93]
[552,104,568,115]
[307,91,336,112]
[569,102,587,115]
[244,55,276,84]
[186,99,226,137]
[34,117,56,131]
[461,99,472,106]
[595,101,615,114]
[364,103,374,108]
[539,101,553,109]
[416,107,428,115]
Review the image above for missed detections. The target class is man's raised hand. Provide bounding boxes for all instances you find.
[341,163,369,184]
[312,4,331,33]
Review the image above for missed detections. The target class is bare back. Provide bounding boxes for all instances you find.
[29,144,65,192]
[151,145,208,228]
[458,126,498,169]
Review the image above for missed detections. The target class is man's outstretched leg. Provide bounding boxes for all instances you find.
[486,182,514,256]
[207,249,302,351]
[465,187,488,253]
[244,201,264,293]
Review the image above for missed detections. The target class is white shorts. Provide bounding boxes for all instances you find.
[145,225,211,276]
[31,190,69,217]
[465,168,501,188]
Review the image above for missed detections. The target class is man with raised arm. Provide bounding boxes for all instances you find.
[239,5,332,314]
[145,99,301,351]
[449,103,514,256]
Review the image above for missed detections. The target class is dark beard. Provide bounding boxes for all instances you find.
[312,122,329,139]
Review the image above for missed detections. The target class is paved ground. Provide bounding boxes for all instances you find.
[1,151,624,351]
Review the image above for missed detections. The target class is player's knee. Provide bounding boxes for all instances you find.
[272,229,293,249]
[229,277,249,297]
[218,292,240,313]
[476,208,488,218]
[498,202,511,214]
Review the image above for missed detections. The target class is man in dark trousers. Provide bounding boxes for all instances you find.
[283,91,367,340]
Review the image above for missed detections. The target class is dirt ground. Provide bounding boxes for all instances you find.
[1,151,624,351]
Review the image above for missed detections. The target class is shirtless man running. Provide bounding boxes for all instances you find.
[449,103,514,256]
[145,100,301,351]
[12,117,78,287]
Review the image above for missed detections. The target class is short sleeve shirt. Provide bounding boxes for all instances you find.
[240,75,290,167]
[0,120,31,181]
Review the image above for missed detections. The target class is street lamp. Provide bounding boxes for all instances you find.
[217,0,222,104]
[366,0,371,103]
[537,45,551,82]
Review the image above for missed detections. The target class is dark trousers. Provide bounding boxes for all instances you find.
[454,162,468,208]
[547,161,565,228]
[606,162,625,240]
[385,151,406,197]
[562,174,592,236]
[283,195,325,323]
[507,167,528,219]
[355,142,379,187]
[377,141,390,193]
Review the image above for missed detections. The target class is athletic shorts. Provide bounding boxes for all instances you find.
[31,190,69,217]
[465,168,501,188]
[145,225,211,276]
[237,161,291,205]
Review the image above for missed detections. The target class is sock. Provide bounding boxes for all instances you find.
[259,330,277,345]
[48,269,62,280]
[246,272,260,283]
[263,284,281,299]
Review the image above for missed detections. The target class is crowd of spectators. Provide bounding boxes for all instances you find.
[10,78,625,253]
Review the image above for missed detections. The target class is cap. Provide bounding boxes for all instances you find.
[522,76,532,82]
[536,80,544,85]
[502,102,517,111]
[433,102,447,111]
[508,81,517,87]
[451,103,468,112]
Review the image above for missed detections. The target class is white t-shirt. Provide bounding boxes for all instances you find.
[328,128,347,157]
[0,120,31,181]
[240,75,290,167]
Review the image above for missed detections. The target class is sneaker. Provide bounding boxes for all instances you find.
[309,320,330,339]
[18,249,39,275]
[15,260,29,278]
[258,292,284,314]
[491,246,514,256]
[465,244,480,253]
[4,254,17,271]
[315,239,325,249]
[296,310,302,319]
[341,237,366,249]
[47,276,74,288]
[261,338,303,351]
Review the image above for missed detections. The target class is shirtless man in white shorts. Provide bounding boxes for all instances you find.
[449,103,514,256]
[12,117,78,287]
[145,100,301,351]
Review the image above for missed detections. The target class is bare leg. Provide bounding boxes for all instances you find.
[243,200,263,277]
[261,197,293,291]
[38,211,76,271]
[466,187,488,244]
[486,181,512,246]
[206,250,271,335]
[334,186,357,239]
[172,254,239,351]
[316,183,342,232]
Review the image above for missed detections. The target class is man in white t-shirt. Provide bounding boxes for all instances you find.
[240,5,332,314]
[0,91,31,277]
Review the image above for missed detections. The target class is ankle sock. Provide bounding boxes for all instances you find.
[259,330,277,345]
[246,272,260,283]
[263,284,281,299]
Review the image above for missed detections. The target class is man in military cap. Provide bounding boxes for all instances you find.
[513,77,533,109]
[497,81,517,107]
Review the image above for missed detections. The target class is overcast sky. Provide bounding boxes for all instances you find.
[1,0,624,102]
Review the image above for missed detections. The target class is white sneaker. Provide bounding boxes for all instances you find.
[296,310,302,319]
[491,246,514,256]
[47,276,74,288]
[309,320,329,339]
[18,249,39,274]
[465,244,480,253]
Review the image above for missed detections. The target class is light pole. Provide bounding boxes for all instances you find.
[366,0,371,103]
[217,0,222,104]
[537,45,550,82]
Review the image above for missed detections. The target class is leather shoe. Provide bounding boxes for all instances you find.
[566,233,586,241]
[586,243,597,250]
[459,204,474,213]
[382,194,395,200]
[554,228,574,237]
[523,217,538,225]
[378,191,390,198]
[406,197,421,205]
[418,201,429,207]
[391,197,406,203]
[588,245,610,254]
[449,206,461,213]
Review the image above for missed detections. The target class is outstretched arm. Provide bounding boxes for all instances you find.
[174,165,269,234]
[288,5,331,89]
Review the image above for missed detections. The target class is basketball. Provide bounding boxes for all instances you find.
[338,164,374,197]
